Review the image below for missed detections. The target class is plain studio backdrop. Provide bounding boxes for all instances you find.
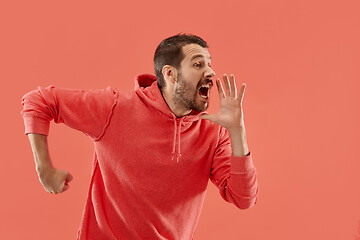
[0,0,359,239]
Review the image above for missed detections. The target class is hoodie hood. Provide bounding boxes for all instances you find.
[133,73,207,163]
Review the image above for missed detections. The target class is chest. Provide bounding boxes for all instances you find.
[94,99,219,195]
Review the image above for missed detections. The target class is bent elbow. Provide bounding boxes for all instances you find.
[236,197,258,210]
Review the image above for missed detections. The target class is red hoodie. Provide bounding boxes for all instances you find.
[21,73,259,240]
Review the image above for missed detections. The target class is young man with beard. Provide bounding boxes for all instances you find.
[21,33,259,240]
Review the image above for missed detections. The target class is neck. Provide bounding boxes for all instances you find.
[160,87,192,118]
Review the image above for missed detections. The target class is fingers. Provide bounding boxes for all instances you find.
[49,182,69,194]
[223,74,231,96]
[220,74,238,98]
[238,83,246,102]
[230,74,237,97]
[47,188,58,194]
[46,170,73,194]
[47,186,60,194]
[216,79,226,99]
[61,171,73,193]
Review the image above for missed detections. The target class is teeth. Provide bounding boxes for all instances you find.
[199,83,211,99]
[199,88,209,99]
[199,93,208,99]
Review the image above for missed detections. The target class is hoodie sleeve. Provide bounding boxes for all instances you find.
[209,126,259,210]
[20,85,118,141]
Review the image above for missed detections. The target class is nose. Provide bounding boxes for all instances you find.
[205,67,216,79]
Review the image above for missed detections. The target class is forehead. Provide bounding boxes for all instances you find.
[182,43,211,62]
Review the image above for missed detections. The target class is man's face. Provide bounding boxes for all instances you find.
[172,43,216,113]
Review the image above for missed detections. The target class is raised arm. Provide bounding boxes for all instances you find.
[210,126,258,210]
[27,133,73,194]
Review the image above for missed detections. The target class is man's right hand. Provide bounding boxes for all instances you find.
[37,166,73,194]
[27,133,73,194]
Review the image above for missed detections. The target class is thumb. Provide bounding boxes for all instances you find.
[65,171,73,183]
[199,113,215,122]
[61,172,72,193]
[199,113,208,120]
[62,183,70,192]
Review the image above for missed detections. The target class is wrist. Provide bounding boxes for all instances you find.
[36,161,53,174]
[227,125,245,135]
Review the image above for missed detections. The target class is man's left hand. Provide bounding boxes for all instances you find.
[199,74,246,131]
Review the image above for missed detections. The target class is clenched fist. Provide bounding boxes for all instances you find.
[37,166,73,194]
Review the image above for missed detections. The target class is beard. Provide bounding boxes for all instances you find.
[172,70,209,113]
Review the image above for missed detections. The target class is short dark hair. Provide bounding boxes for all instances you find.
[153,33,209,89]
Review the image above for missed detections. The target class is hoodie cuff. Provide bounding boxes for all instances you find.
[230,151,255,174]
[23,117,50,136]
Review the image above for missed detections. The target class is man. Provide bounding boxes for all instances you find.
[21,33,259,240]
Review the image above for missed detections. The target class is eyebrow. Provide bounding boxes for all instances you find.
[190,54,212,61]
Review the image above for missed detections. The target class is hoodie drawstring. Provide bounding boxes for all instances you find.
[171,117,183,163]
[133,74,201,163]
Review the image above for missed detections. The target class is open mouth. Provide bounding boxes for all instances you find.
[198,83,212,99]
[198,86,209,99]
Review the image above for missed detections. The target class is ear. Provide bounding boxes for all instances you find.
[162,65,177,85]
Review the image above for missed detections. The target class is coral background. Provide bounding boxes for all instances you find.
[1,0,359,239]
